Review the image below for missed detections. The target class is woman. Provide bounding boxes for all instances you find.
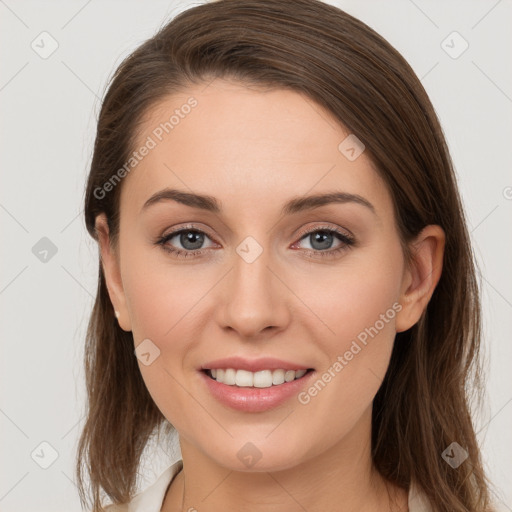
[76,0,495,510]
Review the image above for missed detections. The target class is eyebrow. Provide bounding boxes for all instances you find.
[141,188,376,216]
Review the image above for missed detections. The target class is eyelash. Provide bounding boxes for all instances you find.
[154,224,355,260]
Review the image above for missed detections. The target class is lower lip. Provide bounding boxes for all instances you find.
[200,370,315,412]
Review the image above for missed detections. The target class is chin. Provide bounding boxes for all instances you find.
[202,437,313,473]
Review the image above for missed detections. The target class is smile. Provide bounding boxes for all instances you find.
[205,368,311,388]
[200,367,316,412]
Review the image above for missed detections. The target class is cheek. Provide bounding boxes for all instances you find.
[305,242,403,343]
[122,250,209,343]
[297,243,403,400]
[121,259,209,430]
[333,266,401,347]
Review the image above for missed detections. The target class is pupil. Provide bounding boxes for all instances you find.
[311,231,332,250]
[181,230,204,250]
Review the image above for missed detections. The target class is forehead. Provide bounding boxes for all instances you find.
[120,79,391,220]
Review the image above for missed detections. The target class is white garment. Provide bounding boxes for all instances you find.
[105,459,433,511]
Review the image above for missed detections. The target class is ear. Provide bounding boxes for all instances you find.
[395,224,445,333]
[95,213,132,332]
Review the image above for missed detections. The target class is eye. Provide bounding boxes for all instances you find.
[155,225,217,258]
[292,226,355,258]
[155,224,355,259]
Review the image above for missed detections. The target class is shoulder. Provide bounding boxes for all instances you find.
[104,504,128,512]
[102,459,184,512]
[408,480,434,512]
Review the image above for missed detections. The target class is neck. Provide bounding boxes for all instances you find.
[162,408,406,512]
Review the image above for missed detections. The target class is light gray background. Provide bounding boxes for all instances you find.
[1,0,511,510]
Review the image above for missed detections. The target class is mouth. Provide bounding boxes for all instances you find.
[201,368,315,388]
[200,366,317,412]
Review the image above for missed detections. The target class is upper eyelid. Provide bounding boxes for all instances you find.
[296,224,352,238]
[163,224,352,245]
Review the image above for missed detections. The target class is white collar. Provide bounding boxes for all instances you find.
[109,459,432,512]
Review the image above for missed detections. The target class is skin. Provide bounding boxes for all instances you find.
[96,79,445,511]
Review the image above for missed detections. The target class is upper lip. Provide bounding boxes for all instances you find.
[201,356,312,372]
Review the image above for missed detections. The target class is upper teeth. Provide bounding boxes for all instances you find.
[209,368,308,388]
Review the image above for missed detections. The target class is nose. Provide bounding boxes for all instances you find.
[216,242,291,339]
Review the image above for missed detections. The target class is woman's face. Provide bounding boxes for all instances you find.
[98,79,420,472]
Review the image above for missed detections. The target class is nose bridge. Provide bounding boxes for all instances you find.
[218,233,290,337]
[233,234,272,296]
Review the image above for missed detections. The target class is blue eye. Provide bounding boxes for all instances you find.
[155,225,355,259]
[156,227,216,258]
[295,227,355,257]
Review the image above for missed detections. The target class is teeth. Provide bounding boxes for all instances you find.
[223,368,236,385]
[208,368,308,388]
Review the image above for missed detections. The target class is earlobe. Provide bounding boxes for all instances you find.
[395,225,445,333]
[95,214,132,332]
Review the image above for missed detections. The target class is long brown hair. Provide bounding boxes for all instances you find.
[77,0,495,510]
